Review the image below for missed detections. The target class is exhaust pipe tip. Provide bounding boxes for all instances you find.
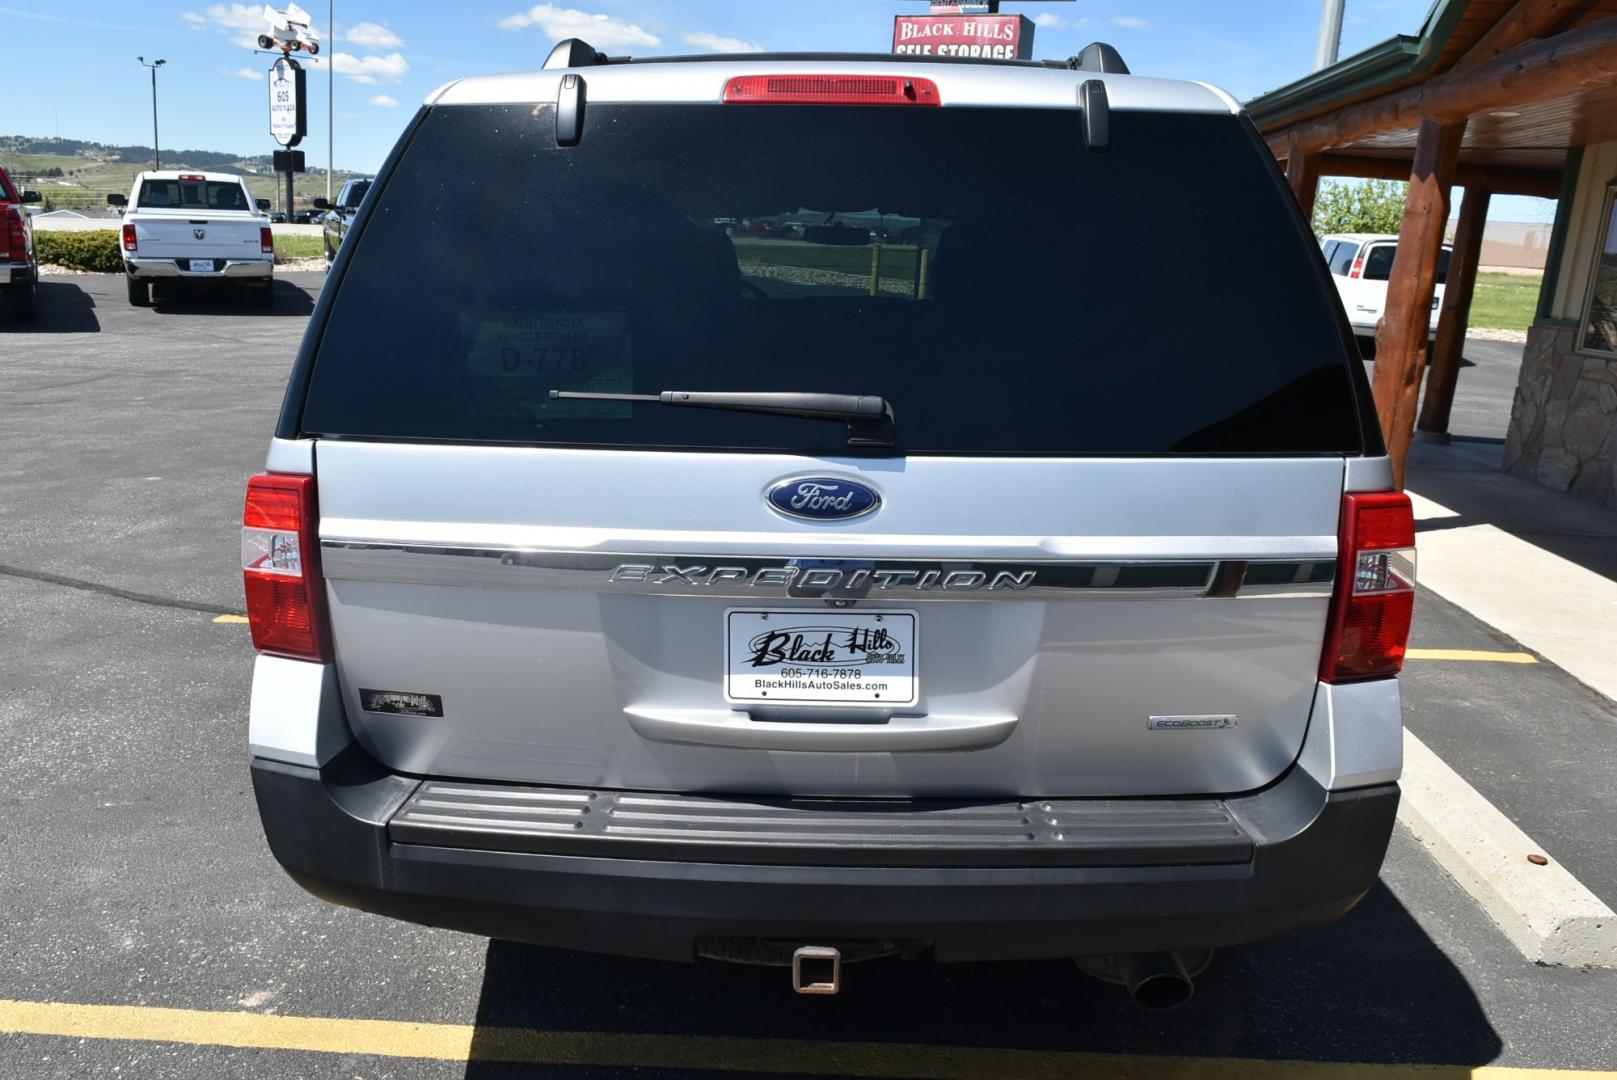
[1117,951,1195,1012]
[1075,949,1208,1012]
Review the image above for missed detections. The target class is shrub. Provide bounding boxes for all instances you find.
[35,229,124,273]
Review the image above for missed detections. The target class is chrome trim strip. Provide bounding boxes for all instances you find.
[320,541,1334,600]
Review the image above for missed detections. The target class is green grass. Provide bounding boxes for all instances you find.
[1468,272,1543,333]
[274,235,325,261]
[734,237,921,286]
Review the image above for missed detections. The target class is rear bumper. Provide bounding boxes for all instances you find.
[126,257,272,279]
[251,747,1398,962]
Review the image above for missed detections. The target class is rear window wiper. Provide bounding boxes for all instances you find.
[548,389,896,447]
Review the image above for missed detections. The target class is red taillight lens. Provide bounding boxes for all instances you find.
[1349,255,1365,279]
[261,226,274,254]
[3,205,24,260]
[723,74,940,106]
[1320,492,1416,682]
[122,223,137,252]
[242,473,329,661]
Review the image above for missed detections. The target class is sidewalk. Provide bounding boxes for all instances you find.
[1404,437,1617,703]
[1397,437,1617,952]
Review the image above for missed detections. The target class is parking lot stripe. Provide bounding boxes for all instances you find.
[1398,731,1617,969]
[212,614,249,624]
[2,999,1616,1078]
[1405,648,1538,663]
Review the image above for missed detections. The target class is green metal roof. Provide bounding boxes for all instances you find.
[1244,0,1473,131]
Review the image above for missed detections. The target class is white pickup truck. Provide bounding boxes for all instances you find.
[109,171,276,307]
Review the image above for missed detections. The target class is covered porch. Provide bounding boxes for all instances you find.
[1248,0,1617,507]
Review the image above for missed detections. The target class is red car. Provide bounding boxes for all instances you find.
[1,164,41,321]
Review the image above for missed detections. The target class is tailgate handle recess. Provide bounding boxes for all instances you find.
[624,706,1016,752]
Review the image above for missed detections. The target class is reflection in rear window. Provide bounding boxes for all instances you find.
[137,179,251,211]
[302,104,1367,455]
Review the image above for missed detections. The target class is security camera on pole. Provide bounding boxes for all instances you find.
[264,5,312,219]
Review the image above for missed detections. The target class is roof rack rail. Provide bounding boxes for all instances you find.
[1069,42,1130,75]
[544,38,611,69]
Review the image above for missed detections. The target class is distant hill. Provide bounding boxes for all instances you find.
[0,134,358,213]
[0,135,280,171]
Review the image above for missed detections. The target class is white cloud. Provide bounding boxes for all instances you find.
[204,3,265,31]
[181,11,206,29]
[1110,16,1148,29]
[346,21,403,50]
[368,93,400,108]
[330,51,410,84]
[221,67,260,79]
[199,3,272,48]
[497,4,660,49]
[682,31,761,53]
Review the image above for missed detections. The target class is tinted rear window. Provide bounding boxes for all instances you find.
[1363,243,1451,284]
[1329,242,1359,276]
[301,103,1364,454]
[340,180,370,209]
[138,179,251,211]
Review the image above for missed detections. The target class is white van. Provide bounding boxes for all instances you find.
[1320,233,1451,339]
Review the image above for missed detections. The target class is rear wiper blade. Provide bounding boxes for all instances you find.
[548,389,896,447]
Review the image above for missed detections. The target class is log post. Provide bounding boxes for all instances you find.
[1371,116,1466,486]
[1286,136,1322,222]
[1417,185,1492,439]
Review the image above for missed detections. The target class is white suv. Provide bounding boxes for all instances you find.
[1320,233,1451,339]
[244,42,1413,1009]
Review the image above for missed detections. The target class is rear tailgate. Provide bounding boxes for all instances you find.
[128,210,263,262]
[286,77,1379,802]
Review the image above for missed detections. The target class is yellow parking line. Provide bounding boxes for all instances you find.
[1,999,1613,1078]
[1406,648,1538,664]
[211,614,249,624]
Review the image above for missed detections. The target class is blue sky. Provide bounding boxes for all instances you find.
[4,0,1552,220]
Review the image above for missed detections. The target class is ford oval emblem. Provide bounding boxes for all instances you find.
[766,476,881,522]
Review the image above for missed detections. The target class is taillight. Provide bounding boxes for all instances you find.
[122,223,138,252]
[723,74,940,106]
[261,226,274,254]
[1349,255,1365,279]
[3,205,24,261]
[1320,492,1416,682]
[242,473,330,661]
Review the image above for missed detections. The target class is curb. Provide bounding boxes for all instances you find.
[1397,730,1617,968]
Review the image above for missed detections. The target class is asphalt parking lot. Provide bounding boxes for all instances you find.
[3,272,1617,1078]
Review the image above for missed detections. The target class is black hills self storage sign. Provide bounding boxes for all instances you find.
[892,14,1035,59]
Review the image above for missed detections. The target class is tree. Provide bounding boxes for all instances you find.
[1312,179,1407,236]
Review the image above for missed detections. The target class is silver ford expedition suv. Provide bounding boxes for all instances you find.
[245,44,1413,1005]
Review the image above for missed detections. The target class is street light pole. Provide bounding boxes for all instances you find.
[1314,0,1345,71]
[327,0,334,205]
[137,57,167,169]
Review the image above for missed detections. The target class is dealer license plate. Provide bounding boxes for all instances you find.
[724,609,917,706]
[190,259,216,273]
